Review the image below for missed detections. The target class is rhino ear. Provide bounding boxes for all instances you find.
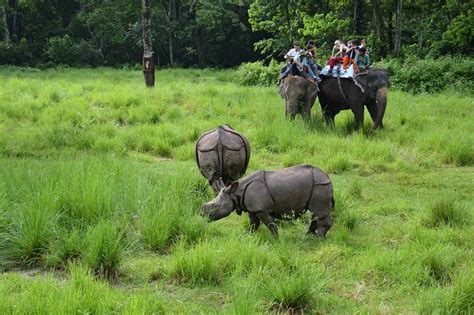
[224,181,239,194]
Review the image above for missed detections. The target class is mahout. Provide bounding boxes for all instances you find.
[201,164,334,237]
[318,68,390,129]
[279,75,318,119]
[195,125,250,195]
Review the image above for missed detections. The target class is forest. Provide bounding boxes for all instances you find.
[1,0,473,67]
[1,1,473,314]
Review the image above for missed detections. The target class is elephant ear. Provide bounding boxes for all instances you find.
[354,73,368,94]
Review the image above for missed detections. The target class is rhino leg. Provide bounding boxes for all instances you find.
[256,211,278,237]
[248,212,260,232]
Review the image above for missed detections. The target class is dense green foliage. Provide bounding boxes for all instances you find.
[237,57,474,94]
[1,1,472,67]
[0,68,473,313]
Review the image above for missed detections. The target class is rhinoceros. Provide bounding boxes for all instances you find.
[195,125,250,194]
[201,164,334,237]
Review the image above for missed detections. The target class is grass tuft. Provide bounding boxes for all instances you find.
[84,221,124,279]
[0,206,58,268]
[166,240,224,286]
[422,198,470,228]
[448,270,474,313]
[261,268,314,312]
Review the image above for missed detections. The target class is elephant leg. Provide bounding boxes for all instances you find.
[351,106,364,129]
[367,104,378,124]
[256,211,278,237]
[248,212,260,232]
[302,99,313,119]
[285,100,298,119]
[323,110,336,127]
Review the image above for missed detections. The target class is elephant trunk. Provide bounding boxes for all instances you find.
[375,86,388,129]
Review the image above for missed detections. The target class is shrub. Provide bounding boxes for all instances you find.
[45,35,102,67]
[377,57,474,93]
[235,60,284,86]
[0,39,32,65]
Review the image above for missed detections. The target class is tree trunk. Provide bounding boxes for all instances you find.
[195,25,204,67]
[168,32,174,66]
[353,0,364,35]
[394,0,402,57]
[1,2,10,43]
[371,0,387,56]
[142,0,155,87]
[12,0,18,41]
[168,0,174,66]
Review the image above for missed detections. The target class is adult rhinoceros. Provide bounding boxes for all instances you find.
[318,68,390,129]
[201,164,334,237]
[195,125,250,195]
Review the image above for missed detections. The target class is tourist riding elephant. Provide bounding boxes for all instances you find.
[279,75,318,119]
[318,68,390,129]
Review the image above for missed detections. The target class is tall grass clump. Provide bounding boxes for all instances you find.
[45,228,84,268]
[442,140,474,166]
[0,206,59,268]
[261,268,315,312]
[447,270,474,313]
[421,246,459,285]
[83,221,125,279]
[231,284,261,315]
[422,198,470,228]
[346,179,363,200]
[166,240,225,286]
[332,193,359,231]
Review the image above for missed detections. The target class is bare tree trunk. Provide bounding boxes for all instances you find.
[371,0,387,56]
[12,0,18,41]
[1,1,10,42]
[195,25,204,67]
[168,0,174,66]
[168,33,174,66]
[142,0,155,87]
[394,0,402,57]
[353,0,364,35]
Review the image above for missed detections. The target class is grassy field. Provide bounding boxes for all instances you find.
[0,66,473,313]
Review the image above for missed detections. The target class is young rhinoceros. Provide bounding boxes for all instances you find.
[195,125,250,195]
[201,164,334,237]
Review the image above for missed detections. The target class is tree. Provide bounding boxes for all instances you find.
[394,0,402,57]
[1,0,9,42]
[353,0,364,35]
[142,0,154,87]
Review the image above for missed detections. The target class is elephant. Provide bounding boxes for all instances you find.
[195,125,250,195]
[279,75,318,119]
[200,164,334,237]
[318,68,390,129]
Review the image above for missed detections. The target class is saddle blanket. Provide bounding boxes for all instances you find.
[320,64,355,78]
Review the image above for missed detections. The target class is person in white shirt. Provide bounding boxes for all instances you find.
[278,41,302,83]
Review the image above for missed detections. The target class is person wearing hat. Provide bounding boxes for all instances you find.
[355,46,371,73]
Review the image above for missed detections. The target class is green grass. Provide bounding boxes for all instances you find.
[0,66,473,313]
